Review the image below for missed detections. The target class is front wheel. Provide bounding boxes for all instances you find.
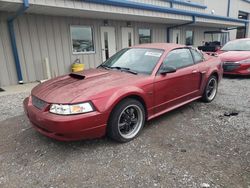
[202,75,218,103]
[107,98,146,143]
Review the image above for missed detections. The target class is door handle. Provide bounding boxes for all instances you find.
[192,70,198,73]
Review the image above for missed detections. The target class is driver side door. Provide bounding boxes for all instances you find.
[154,48,201,114]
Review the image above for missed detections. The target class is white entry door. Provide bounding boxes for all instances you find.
[172,29,181,44]
[121,27,134,48]
[100,27,116,62]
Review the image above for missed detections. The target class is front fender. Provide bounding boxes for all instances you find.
[91,85,151,114]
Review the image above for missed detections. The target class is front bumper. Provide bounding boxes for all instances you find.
[223,62,250,75]
[23,97,107,141]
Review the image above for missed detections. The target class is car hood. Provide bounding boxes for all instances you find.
[31,68,147,104]
[219,51,250,62]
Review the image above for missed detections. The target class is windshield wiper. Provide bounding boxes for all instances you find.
[110,66,138,75]
[98,64,111,70]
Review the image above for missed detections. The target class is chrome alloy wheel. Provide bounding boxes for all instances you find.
[206,77,218,101]
[118,105,143,139]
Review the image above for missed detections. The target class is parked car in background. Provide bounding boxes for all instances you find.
[219,38,250,75]
[23,43,223,143]
[198,31,230,53]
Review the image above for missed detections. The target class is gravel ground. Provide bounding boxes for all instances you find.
[0,92,30,122]
[0,77,249,188]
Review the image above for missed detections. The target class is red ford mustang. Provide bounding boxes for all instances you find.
[219,38,250,75]
[23,43,223,142]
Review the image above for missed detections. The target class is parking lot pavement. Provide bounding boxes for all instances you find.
[0,77,249,188]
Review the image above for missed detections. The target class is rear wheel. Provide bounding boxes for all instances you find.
[202,75,218,103]
[107,98,145,143]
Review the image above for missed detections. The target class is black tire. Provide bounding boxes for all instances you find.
[202,75,218,103]
[107,98,146,143]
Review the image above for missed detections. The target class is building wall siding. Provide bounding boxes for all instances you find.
[204,0,228,16]
[131,0,170,7]
[0,13,17,86]
[191,0,205,4]
[0,12,169,86]
[34,0,250,40]
[29,0,206,14]
[15,14,105,81]
[0,11,219,86]
[172,4,205,13]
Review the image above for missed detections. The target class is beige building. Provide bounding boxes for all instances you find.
[0,0,249,86]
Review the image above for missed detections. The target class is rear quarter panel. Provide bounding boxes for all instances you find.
[198,54,223,93]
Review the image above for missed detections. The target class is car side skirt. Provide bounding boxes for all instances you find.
[148,96,201,120]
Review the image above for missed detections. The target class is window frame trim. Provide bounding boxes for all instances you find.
[185,30,194,46]
[138,28,152,44]
[70,25,96,55]
[190,48,204,64]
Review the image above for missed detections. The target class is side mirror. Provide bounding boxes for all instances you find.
[159,65,177,75]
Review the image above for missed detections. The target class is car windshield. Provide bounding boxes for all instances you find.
[221,40,250,51]
[101,48,164,74]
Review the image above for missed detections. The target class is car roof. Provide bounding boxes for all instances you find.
[132,43,186,51]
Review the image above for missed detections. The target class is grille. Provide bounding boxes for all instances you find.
[223,62,240,72]
[32,96,47,110]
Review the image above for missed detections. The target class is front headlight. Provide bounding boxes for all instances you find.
[50,102,94,115]
[238,58,250,64]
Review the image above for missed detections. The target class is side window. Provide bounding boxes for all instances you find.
[190,49,204,63]
[163,48,194,69]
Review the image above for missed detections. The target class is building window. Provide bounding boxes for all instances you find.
[237,11,248,39]
[139,29,152,44]
[185,30,194,45]
[70,26,95,54]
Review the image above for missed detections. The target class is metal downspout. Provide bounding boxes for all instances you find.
[170,2,173,8]
[7,0,29,84]
[167,16,196,43]
[244,22,248,38]
[227,0,231,17]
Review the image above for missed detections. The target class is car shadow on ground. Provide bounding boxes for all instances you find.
[0,98,204,157]
[30,101,198,149]
[223,74,250,79]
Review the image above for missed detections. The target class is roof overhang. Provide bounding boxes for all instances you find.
[0,0,248,28]
[165,0,207,9]
[82,0,248,27]
[26,4,192,25]
[0,0,22,12]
